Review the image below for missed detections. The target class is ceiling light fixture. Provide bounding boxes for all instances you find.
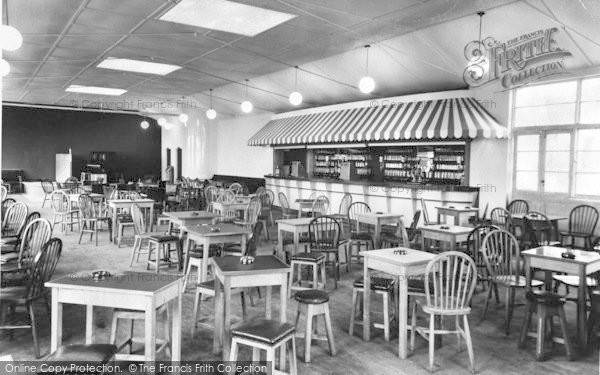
[65,85,127,96]
[358,45,375,94]
[241,79,253,113]
[179,113,189,125]
[289,66,303,106]
[140,120,150,129]
[1,2,22,51]
[206,89,217,119]
[159,0,296,37]
[464,12,488,84]
[97,57,181,76]
[157,117,167,127]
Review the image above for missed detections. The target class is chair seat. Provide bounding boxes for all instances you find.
[148,234,179,243]
[353,276,395,291]
[0,286,26,302]
[526,290,566,307]
[232,318,295,345]
[294,289,329,304]
[291,252,325,262]
[552,274,598,287]
[350,231,373,241]
[495,275,544,287]
[560,231,593,238]
[46,344,118,363]
[1,272,28,287]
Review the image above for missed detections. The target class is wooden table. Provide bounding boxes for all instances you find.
[356,212,403,247]
[212,200,249,216]
[46,271,182,362]
[212,255,290,363]
[511,213,567,241]
[436,205,479,225]
[68,192,104,206]
[184,223,250,284]
[108,198,155,242]
[420,224,472,252]
[277,217,313,255]
[523,246,600,346]
[163,210,220,232]
[361,248,435,359]
[295,198,315,218]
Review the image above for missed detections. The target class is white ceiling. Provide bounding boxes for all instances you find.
[2,0,600,116]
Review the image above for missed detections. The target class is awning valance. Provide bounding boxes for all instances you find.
[248,97,507,146]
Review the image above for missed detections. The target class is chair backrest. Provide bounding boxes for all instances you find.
[393,217,410,246]
[16,211,42,240]
[490,207,512,231]
[569,204,599,235]
[220,189,236,204]
[2,202,28,236]
[507,199,529,215]
[1,198,16,221]
[0,185,6,201]
[408,210,422,241]
[522,211,554,249]
[348,201,371,232]
[481,229,521,280]
[424,251,477,313]
[229,183,243,195]
[311,195,330,217]
[278,192,290,211]
[420,198,432,224]
[245,221,264,257]
[103,185,116,200]
[41,180,54,194]
[78,194,97,219]
[259,189,275,211]
[244,198,262,225]
[338,193,353,216]
[480,203,489,221]
[255,186,266,195]
[50,190,70,213]
[308,215,340,251]
[204,186,219,205]
[18,218,53,269]
[466,225,500,267]
[130,204,147,235]
[26,238,62,301]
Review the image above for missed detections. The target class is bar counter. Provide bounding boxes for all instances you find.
[266,175,479,219]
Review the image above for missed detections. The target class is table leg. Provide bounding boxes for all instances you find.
[577,267,587,346]
[51,288,62,352]
[241,233,247,255]
[454,213,460,226]
[374,222,381,248]
[213,277,224,355]
[265,286,272,319]
[280,276,288,370]
[363,261,371,341]
[222,278,232,360]
[111,206,117,243]
[421,235,426,252]
[144,299,157,362]
[201,237,210,282]
[149,204,154,233]
[450,237,456,252]
[85,305,93,344]
[437,212,442,225]
[293,230,300,256]
[524,257,532,292]
[171,287,182,362]
[278,227,284,256]
[297,205,302,218]
[398,273,408,359]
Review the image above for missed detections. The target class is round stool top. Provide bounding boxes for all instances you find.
[526,290,565,306]
[353,276,395,291]
[294,289,329,304]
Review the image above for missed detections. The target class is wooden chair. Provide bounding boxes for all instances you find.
[481,229,543,335]
[507,199,529,215]
[380,218,410,250]
[1,202,28,238]
[331,193,352,232]
[40,180,55,208]
[521,212,560,249]
[228,182,243,195]
[411,251,477,373]
[1,211,41,253]
[0,185,6,201]
[0,238,62,358]
[258,189,275,226]
[78,194,112,246]
[420,198,440,225]
[490,207,512,232]
[465,225,500,294]
[1,218,53,277]
[560,204,599,250]
[1,198,16,222]
[278,192,295,219]
[204,186,219,212]
[50,190,79,234]
[345,202,374,269]
[308,216,341,289]
[311,195,330,218]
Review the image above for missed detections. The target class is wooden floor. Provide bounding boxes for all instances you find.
[1,193,598,374]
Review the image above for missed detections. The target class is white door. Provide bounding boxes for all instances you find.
[55,153,72,182]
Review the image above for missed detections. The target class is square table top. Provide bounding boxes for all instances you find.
[108,198,154,204]
[163,211,220,220]
[522,246,600,265]
[185,223,250,237]
[420,224,473,235]
[435,205,478,212]
[356,212,403,219]
[45,271,181,295]
[510,213,568,221]
[360,248,436,267]
[276,217,314,226]
[212,255,290,276]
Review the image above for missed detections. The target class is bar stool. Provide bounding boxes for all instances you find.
[518,290,573,361]
[349,276,396,341]
[147,233,181,273]
[288,252,326,297]
[110,304,171,357]
[294,289,336,362]
[192,279,247,337]
[230,319,297,375]
[183,245,221,290]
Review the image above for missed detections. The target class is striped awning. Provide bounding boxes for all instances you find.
[248,97,507,146]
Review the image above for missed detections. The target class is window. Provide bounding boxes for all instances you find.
[512,76,600,198]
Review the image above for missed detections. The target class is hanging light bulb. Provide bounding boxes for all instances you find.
[179,113,188,123]
[164,121,173,130]
[157,117,167,127]
[289,66,303,106]
[1,25,22,51]
[140,120,150,129]
[0,58,9,76]
[358,45,375,94]
[206,89,217,119]
[241,79,253,113]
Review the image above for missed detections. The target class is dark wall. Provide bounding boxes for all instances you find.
[2,106,161,181]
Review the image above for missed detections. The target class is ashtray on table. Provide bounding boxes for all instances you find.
[191,212,199,216]
[440,226,450,230]
[375,212,383,214]
[210,227,221,232]
[92,270,111,281]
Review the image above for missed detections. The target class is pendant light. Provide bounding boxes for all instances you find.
[358,45,375,94]
[157,117,167,127]
[241,79,253,113]
[464,11,488,84]
[178,113,188,125]
[289,66,303,106]
[140,119,150,129]
[1,1,22,51]
[206,89,217,119]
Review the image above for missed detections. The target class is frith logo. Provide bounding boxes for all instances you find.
[463,27,572,89]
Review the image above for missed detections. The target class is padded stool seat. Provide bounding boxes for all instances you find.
[232,319,296,345]
[46,344,118,363]
[353,276,395,291]
[526,290,565,307]
[295,289,329,304]
[291,252,325,262]
[149,234,179,242]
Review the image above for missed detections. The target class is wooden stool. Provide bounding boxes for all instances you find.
[518,290,574,361]
[294,289,336,363]
[230,318,297,375]
[349,276,396,341]
[345,232,374,271]
[110,304,171,358]
[146,233,181,273]
[289,253,326,297]
[192,280,247,338]
[116,214,135,247]
[183,245,220,290]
